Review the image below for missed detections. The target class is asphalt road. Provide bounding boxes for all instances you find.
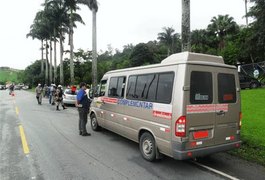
[0,90,264,180]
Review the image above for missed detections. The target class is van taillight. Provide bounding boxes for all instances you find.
[175,116,186,137]
[239,112,242,129]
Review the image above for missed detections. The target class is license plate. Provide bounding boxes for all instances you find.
[193,131,209,139]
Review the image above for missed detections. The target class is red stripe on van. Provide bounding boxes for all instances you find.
[187,104,215,114]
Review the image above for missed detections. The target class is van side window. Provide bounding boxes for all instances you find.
[126,72,174,104]
[108,76,126,98]
[126,76,137,98]
[190,71,213,104]
[117,77,126,97]
[144,74,158,102]
[99,80,107,96]
[157,73,174,103]
[218,73,236,103]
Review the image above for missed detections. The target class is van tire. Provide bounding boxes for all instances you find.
[90,113,101,131]
[139,132,157,161]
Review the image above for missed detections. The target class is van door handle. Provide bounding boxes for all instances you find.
[216,110,225,116]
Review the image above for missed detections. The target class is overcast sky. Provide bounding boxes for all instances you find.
[0,0,250,70]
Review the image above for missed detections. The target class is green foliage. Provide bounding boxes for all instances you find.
[21,60,45,86]
[157,27,181,55]
[0,69,20,83]
[230,88,265,166]
[219,41,239,65]
[130,43,155,67]
[247,0,265,62]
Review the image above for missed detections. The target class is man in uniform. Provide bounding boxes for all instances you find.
[55,85,67,111]
[76,82,91,136]
[35,83,43,104]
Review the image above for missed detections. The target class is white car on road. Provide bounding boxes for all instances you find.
[63,89,77,105]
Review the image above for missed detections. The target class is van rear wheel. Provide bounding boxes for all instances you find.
[140,132,157,161]
[90,114,101,131]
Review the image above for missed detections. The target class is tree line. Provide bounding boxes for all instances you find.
[21,0,265,87]
[26,0,98,87]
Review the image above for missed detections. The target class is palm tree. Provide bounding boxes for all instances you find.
[64,0,87,84]
[42,5,55,84]
[181,0,190,52]
[157,27,176,56]
[45,0,69,85]
[27,25,44,73]
[27,10,51,84]
[87,0,99,89]
[191,29,208,53]
[207,15,239,50]
[245,0,249,26]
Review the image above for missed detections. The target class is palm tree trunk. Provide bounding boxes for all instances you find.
[45,40,49,85]
[245,0,249,26]
[181,0,191,52]
[41,40,44,73]
[92,8,97,89]
[60,32,64,85]
[70,9,74,84]
[49,39,53,84]
[54,30,57,84]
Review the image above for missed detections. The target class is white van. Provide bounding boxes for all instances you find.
[90,52,242,161]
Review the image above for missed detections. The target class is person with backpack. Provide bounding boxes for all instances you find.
[76,82,91,136]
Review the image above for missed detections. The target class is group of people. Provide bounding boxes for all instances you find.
[35,83,66,110]
[35,82,92,137]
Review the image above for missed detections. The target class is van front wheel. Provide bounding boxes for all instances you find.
[140,132,156,161]
[90,114,101,131]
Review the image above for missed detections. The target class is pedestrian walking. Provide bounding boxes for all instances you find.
[9,83,14,95]
[43,84,48,98]
[49,84,56,105]
[35,83,43,104]
[55,85,66,111]
[76,82,91,136]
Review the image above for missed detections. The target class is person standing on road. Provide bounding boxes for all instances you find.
[49,84,56,105]
[43,84,48,98]
[55,85,67,111]
[76,82,91,136]
[9,83,14,95]
[35,83,43,104]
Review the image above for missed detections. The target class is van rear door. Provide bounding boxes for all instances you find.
[185,67,216,149]
[214,69,240,145]
[185,65,240,150]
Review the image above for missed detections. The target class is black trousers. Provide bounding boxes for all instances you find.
[78,107,88,134]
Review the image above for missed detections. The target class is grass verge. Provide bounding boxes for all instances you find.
[229,88,265,166]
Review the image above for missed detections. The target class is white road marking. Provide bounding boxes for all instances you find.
[192,161,240,180]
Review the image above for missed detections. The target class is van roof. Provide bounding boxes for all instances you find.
[161,51,224,64]
[106,52,235,75]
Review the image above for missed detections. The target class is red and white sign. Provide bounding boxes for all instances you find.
[102,97,118,104]
[153,103,172,120]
